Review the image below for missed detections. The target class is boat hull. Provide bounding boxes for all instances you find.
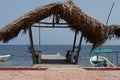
[0,54,11,61]
[90,55,116,67]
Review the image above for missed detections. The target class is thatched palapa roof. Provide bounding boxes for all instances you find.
[0,1,120,49]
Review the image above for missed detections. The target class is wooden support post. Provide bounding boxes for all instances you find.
[28,27,36,64]
[53,15,55,27]
[75,33,83,64]
[72,30,77,52]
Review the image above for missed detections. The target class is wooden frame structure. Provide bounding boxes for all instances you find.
[28,20,83,64]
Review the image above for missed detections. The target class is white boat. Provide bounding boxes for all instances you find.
[90,55,116,67]
[0,54,11,61]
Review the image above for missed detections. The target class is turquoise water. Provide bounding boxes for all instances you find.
[0,45,120,67]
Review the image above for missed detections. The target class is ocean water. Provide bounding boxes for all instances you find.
[0,45,120,67]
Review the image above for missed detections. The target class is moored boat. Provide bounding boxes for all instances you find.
[90,55,116,67]
[0,54,11,61]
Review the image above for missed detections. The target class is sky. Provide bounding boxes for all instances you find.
[0,0,120,45]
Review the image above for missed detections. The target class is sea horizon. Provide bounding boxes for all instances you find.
[0,45,120,66]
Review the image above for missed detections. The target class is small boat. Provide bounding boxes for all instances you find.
[0,54,11,61]
[90,55,116,67]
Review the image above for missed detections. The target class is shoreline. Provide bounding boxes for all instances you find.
[0,65,120,70]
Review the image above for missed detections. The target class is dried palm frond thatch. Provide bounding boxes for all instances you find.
[0,1,120,49]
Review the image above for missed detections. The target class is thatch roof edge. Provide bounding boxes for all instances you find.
[0,1,120,49]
